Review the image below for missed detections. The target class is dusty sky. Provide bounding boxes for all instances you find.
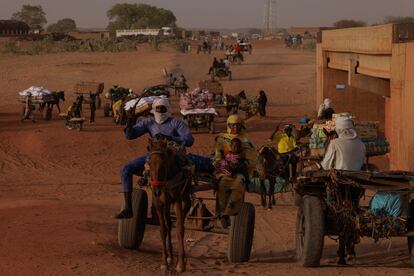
[1,0,414,29]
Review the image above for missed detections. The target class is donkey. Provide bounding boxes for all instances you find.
[49,91,65,113]
[256,145,287,209]
[146,138,192,273]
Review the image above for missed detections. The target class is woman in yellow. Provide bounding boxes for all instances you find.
[212,114,257,227]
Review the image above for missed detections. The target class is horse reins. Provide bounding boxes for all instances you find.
[148,150,168,188]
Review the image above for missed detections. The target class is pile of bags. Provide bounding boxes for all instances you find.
[124,95,167,114]
[179,88,214,110]
[19,86,53,103]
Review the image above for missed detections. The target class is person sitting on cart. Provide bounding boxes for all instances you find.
[223,57,230,72]
[317,98,335,120]
[208,57,219,75]
[116,98,213,219]
[320,116,366,170]
[177,74,188,89]
[212,115,257,228]
[272,124,298,179]
[214,138,248,180]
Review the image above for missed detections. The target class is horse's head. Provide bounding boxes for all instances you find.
[147,138,175,187]
[238,90,246,99]
[58,91,65,101]
[257,146,286,175]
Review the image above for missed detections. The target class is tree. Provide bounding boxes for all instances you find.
[11,5,47,31]
[106,3,176,31]
[384,16,414,24]
[47,18,77,33]
[333,19,366,29]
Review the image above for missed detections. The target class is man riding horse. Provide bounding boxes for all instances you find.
[115,97,207,219]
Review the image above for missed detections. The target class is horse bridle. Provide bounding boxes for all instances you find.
[148,150,168,188]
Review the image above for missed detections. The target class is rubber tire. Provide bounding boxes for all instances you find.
[407,199,414,266]
[103,103,110,117]
[118,189,148,249]
[76,122,83,131]
[21,105,26,117]
[228,202,255,263]
[295,195,325,267]
[208,117,215,134]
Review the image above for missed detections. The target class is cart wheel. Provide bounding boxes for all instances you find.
[208,117,215,134]
[42,106,51,120]
[407,199,414,266]
[65,121,73,130]
[295,195,325,267]
[20,105,26,117]
[76,122,83,131]
[103,103,110,117]
[237,58,242,65]
[228,202,255,263]
[118,189,148,249]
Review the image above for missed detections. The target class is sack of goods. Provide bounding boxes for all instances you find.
[198,80,223,95]
[179,88,214,110]
[124,95,167,114]
[19,86,53,103]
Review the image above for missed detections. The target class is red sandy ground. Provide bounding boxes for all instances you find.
[0,41,411,275]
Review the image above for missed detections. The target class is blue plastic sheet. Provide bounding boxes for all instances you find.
[369,192,403,217]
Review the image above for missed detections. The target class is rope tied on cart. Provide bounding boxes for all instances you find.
[326,170,362,254]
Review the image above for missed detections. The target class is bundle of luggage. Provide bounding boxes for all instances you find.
[309,113,389,157]
[198,80,223,95]
[179,88,214,110]
[124,95,167,114]
[18,86,54,103]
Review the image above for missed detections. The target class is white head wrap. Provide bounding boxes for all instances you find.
[335,117,357,139]
[151,97,171,124]
[323,98,332,109]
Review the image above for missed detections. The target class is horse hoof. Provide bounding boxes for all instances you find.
[167,257,173,265]
[176,264,185,273]
[337,258,346,265]
[160,264,168,272]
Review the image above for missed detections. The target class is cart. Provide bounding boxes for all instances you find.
[18,87,62,120]
[58,113,85,131]
[118,175,255,263]
[181,108,217,134]
[73,81,104,109]
[294,169,414,267]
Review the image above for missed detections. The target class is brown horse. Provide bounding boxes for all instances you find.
[256,124,313,209]
[146,138,192,273]
[256,145,287,209]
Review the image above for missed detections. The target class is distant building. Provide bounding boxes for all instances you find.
[0,20,29,36]
[289,27,329,38]
[68,31,113,40]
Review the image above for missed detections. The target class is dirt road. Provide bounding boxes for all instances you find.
[0,41,411,275]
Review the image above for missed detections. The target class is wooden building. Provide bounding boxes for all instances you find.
[316,23,414,170]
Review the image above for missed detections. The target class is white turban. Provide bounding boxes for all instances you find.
[151,97,171,124]
[323,98,332,109]
[335,117,357,139]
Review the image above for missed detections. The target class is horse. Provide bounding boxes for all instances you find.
[256,123,314,209]
[256,145,287,209]
[39,91,65,114]
[225,90,247,114]
[146,137,192,273]
[49,91,65,113]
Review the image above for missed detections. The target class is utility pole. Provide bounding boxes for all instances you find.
[263,0,277,35]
